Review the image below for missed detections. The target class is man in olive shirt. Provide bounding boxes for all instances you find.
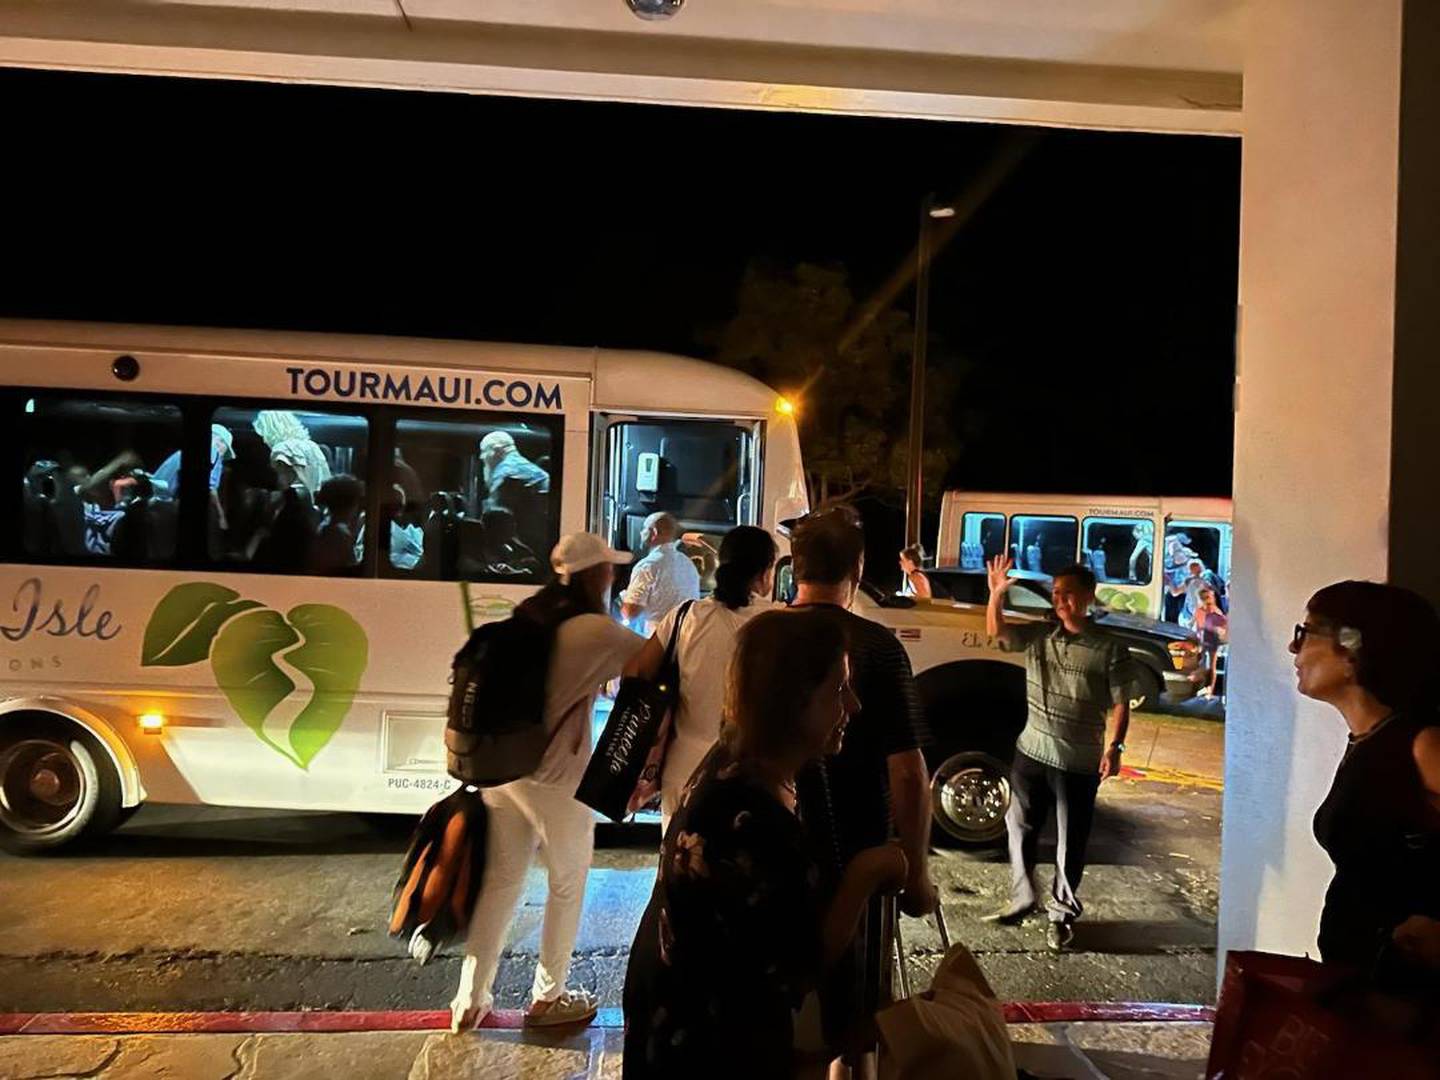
[986,555,1138,951]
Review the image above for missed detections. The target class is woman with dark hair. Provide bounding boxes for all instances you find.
[624,525,779,831]
[898,545,932,599]
[623,610,907,1078]
[1292,580,1440,969]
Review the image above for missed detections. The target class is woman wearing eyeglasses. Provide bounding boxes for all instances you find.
[1291,581,1440,972]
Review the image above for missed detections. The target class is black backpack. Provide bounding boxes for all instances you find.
[445,583,583,786]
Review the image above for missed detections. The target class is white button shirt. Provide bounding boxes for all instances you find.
[621,541,701,635]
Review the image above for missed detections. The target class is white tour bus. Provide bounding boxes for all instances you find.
[0,320,807,852]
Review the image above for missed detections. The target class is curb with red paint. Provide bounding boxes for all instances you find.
[0,1002,1214,1037]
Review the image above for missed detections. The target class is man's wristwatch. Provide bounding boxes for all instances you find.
[1110,742,1126,753]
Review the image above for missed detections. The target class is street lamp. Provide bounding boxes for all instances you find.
[905,195,954,551]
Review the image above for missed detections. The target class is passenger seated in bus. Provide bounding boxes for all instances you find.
[479,430,549,552]
[312,475,365,574]
[479,507,542,577]
[153,423,234,499]
[60,449,144,556]
[1024,539,1043,572]
[254,410,331,499]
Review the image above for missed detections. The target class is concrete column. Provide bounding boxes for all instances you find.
[1222,0,1440,959]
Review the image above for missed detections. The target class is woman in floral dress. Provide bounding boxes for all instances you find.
[623,609,909,1078]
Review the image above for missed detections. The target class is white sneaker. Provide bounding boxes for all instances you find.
[524,989,598,1027]
[409,925,436,966]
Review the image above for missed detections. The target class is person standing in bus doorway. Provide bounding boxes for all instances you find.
[479,430,550,555]
[786,508,936,1066]
[620,512,701,636]
[1171,559,1223,630]
[985,555,1139,951]
[450,533,645,1033]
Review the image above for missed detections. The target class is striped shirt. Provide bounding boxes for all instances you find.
[998,619,1137,774]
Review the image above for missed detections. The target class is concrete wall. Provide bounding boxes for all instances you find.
[1222,0,1417,959]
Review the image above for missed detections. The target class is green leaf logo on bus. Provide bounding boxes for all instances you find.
[141,582,369,770]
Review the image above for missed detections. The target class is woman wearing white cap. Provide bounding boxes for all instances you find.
[451,532,645,1032]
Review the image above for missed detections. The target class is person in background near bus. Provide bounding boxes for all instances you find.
[1171,559,1223,630]
[1194,587,1228,699]
[480,430,550,554]
[620,512,701,636]
[985,555,1138,952]
[898,545,933,599]
[787,507,935,1068]
[622,610,907,1079]
[623,525,778,832]
[1293,581,1440,973]
[451,533,645,1033]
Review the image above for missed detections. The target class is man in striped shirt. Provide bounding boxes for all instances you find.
[986,555,1138,951]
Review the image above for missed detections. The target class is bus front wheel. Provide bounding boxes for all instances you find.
[0,717,123,854]
[930,751,1012,846]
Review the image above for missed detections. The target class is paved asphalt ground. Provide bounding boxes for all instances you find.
[0,712,1223,1015]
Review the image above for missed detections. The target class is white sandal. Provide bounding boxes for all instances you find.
[523,989,598,1028]
[450,1003,487,1034]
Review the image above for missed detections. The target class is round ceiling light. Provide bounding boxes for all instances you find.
[625,0,684,19]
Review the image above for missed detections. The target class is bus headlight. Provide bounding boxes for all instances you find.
[138,712,166,734]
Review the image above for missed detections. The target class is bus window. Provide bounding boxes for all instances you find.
[389,414,557,583]
[959,512,1005,571]
[1081,517,1154,585]
[1008,514,1078,576]
[599,418,758,594]
[1164,521,1230,621]
[19,395,183,564]
[210,406,369,576]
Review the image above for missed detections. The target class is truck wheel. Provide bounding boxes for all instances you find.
[0,717,123,854]
[930,750,1011,846]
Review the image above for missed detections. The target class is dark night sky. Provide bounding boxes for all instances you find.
[0,68,1240,497]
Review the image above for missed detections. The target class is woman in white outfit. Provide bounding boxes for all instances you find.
[450,533,645,1033]
[625,526,778,833]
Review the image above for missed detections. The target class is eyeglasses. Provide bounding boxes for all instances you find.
[1292,623,1363,650]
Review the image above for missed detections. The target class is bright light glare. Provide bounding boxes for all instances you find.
[776,396,797,417]
[138,712,166,733]
[929,206,957,219]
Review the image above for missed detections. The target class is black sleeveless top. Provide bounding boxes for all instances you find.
[1313,712,1440,966]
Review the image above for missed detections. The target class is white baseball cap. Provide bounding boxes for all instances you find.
[550,532,633,579]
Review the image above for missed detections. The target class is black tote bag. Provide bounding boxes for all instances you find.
[575,601,692,823]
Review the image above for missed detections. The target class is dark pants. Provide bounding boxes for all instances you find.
[1006,751,1101,923]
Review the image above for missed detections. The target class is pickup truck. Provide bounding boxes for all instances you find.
[852,568,1205,845]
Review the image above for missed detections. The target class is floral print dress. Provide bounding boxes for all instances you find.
[623,748,824,1079]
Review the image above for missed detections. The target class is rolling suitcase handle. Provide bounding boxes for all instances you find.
[891,900,950,1001]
